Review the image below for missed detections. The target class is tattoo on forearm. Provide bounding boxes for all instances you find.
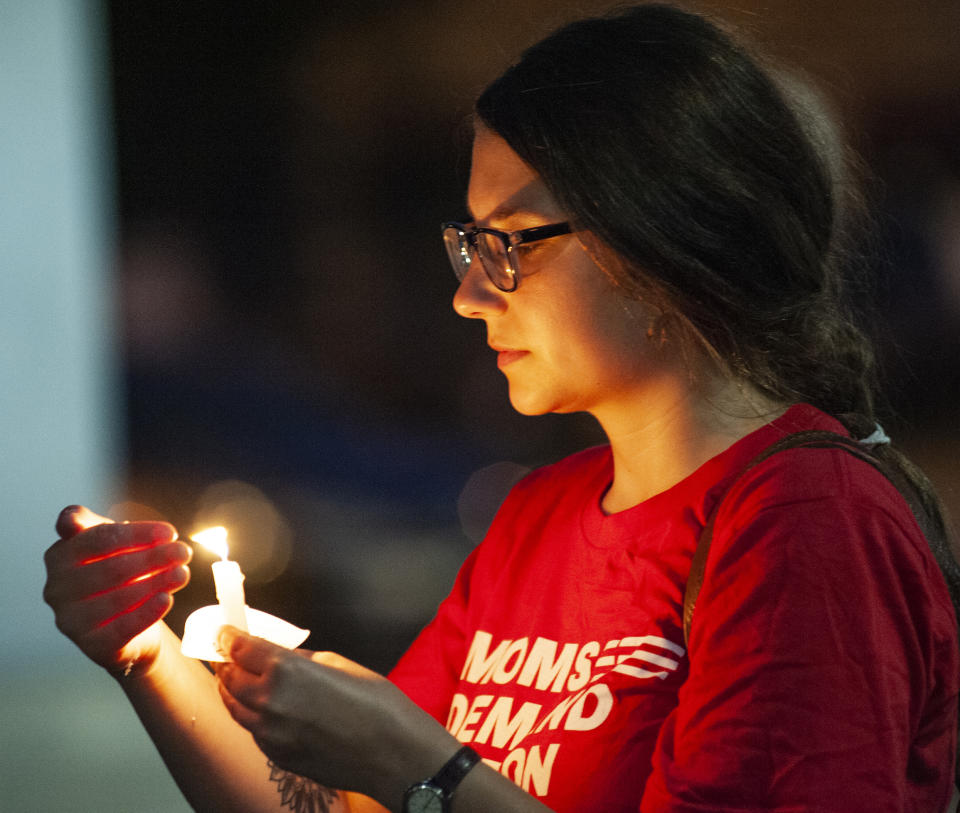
[267,760,340,813]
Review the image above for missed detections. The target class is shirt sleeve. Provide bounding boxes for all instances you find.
[641,449,958,812]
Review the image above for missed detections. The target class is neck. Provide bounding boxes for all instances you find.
[596,374,786,513]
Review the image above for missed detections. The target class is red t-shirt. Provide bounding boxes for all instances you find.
[389,405,958,811]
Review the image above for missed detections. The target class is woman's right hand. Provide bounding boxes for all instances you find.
[43,505,192,678]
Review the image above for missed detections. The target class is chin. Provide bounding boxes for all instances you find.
[510,404,550,417]
[507,388,562,417]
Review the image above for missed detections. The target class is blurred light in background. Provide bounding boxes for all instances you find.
[0,1,189,810]
[0,0,118,660]
[191,479,294,583]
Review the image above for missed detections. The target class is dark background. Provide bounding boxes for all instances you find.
[105,0,960,674]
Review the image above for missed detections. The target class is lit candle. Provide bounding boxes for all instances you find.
[191,526,249,633]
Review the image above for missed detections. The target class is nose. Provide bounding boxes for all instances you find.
[452,260,508,319]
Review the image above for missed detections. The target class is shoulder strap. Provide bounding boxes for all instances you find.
[681,427,960,785]
[682,430,890,646]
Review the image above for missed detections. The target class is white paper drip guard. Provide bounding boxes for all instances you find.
[181,605,310,662]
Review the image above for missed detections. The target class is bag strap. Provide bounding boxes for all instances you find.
[681,427,960,787]
[682,430,892,646]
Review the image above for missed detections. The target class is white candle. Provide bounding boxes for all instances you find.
[211,559,249,632]
[192,527,249,633]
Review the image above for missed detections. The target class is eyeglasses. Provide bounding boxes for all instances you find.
[441,221,572,292]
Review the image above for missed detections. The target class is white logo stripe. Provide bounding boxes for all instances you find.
[618,635,686,657]
[618,651,679,670]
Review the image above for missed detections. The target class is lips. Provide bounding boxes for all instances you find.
[493,347,529,368]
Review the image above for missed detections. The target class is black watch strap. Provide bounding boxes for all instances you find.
[431,745,481,797]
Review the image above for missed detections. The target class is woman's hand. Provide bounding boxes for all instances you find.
[43,505,192,678]
[215,627,459,808]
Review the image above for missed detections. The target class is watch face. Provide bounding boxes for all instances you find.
[405,785,444,813]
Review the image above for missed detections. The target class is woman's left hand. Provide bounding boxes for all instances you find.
[214,626,456,808]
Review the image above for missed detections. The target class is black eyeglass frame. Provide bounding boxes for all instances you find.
[442,221,572,292]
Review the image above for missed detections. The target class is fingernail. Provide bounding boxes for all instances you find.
[217,625,235,650]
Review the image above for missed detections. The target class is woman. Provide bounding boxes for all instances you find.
[44,4,959,811]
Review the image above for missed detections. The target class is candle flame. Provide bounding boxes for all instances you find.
[191,526,229,560]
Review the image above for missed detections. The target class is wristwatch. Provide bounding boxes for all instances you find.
[402,745,481,813]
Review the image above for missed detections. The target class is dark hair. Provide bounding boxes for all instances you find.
[477,1,960,767]
[477,3,868,418]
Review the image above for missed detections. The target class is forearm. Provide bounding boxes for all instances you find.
[119,622,355,813]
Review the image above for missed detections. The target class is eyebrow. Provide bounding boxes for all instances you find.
[467,204,545,226]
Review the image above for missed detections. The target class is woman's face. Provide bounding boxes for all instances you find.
[454,125,674,420]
